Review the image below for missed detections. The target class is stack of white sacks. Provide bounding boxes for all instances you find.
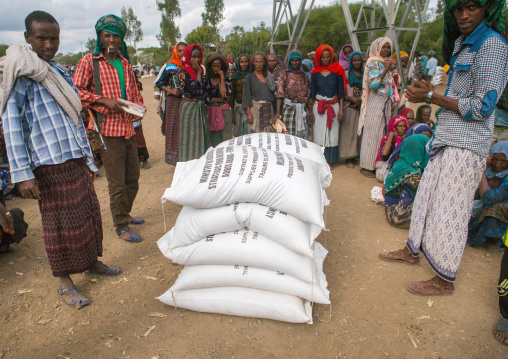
[157,133,331,324]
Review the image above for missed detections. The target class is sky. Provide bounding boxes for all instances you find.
[1,0,335,54]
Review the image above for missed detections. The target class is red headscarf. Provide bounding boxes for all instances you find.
[375,115,409,163]
[312,44,348,94]
[227,54,234,64]
[168,42,184,67]
[181,44,203,81]
[400,107,413,120]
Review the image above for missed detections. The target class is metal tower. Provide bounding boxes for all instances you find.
[341,0,431,87]
[270,0,315,56]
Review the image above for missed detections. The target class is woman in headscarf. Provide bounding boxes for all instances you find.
[177,44,209,161]
[274,49,310,139]
[309,44,346,169]
[302,59,313,81]
[386,123,432,173]
[203,53,233,147]
[415,104,434,129]
[230,54,250,136]
[467,142,508,250]
[242,53,276,133]
[383,134,430,229]
[155,42,187,165]
[358,37,396,178]
[400,107,415,128]
[392,51,409,70]
[338,44,353,71]
[341,51,364,168]
[375,115,408,182]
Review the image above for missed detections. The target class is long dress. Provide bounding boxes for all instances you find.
[340,70,361,160]
[177,70,209,162]
[359,60,393,171]
[203,76,233,147]
[310,72,345,164]
[277,70,310,139]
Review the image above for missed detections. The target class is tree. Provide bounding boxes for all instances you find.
[435,0,444,18]
[85,38,96,53]
[156,0,181,49]
[201,0,224,27]
[0,44,8,57]
[185,25,221,57]
[121,6,143,49]
[225,22,271,57]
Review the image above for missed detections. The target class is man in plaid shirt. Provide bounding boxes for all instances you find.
[379,0,508,297]
[74,14,146,243]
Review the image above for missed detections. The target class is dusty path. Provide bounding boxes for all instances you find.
[0,77,506,359]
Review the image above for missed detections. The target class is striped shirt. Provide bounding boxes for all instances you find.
[73,52,144,139]
[1,62,97,184]
[428,22,508,158]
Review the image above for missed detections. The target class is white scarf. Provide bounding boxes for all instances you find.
[0,45,82,125]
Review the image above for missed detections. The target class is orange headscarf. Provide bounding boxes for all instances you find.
[168,42,184,67]
[311,44,347,94]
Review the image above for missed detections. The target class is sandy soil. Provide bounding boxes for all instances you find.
[0,77,506,359]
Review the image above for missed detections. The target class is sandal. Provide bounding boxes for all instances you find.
[346,160,354,169]
[360,169,376,178]
[406,279,454,296]
[493,318,508,346]
[379,249,420,265]
[117,228,143,243]
[57,285,90,309]
[85,261,122,276]
[130,216,145,225]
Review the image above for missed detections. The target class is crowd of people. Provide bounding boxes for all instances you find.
[1,0,508,346]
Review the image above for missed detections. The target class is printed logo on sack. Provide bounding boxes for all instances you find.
[499,279,508,296]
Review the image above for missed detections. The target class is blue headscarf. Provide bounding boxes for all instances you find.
[347,51,364,88]
[387,123,433,170]
[286,49,303,73]
[486,141,508,179]
[302,59,313,78]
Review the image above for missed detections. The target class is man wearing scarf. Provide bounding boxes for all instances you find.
[380,0,508,300]
[74,14,146,244]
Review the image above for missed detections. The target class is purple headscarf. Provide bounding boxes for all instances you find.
[338,44,353,70]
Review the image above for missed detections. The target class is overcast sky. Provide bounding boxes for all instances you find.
[1,0,336,54]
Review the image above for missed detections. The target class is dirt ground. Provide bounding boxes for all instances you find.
[0,76,506,359]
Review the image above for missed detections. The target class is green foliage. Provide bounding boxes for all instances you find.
[54,53,83,66]
[185,25,221,56]
[202,0,225,27]
[121,6,143,49]
[85,38,96,53]
[157,0,181,49]
[224,22,271,57]
[0,44,8,57]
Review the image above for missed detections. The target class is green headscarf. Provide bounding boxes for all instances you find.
[231,54,251,81]
[443,0,506,64]
[384,134,430,196]
[94,14,130,62]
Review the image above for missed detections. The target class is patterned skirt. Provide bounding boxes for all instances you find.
[207,103,234,148]
[468,203,508,246]
[406,147,485,282]
[281,103,308,139]
[233,102,248,137]
[34,158,103,277]
[359,92,391,171]
[179,99,209,162]
[165,95,182,165]
[340,104,360,160]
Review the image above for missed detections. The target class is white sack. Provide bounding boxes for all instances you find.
[163,146,327,227]
[157,287,313,324]
[216,133,332,188]
[170,264,329,304]
[158,228,327,286]
[171,203,322,256]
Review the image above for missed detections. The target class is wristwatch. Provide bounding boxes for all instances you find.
[425,91,434,105]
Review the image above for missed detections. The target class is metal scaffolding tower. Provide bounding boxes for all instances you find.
[270,0,315,56]
[341,0,431,88]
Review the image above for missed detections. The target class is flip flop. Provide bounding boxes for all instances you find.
[406,279,454,296]
[378,249,420,265]
[57,285,90,309]
[493,318,508,346]
[85,261,122,276]
[130,216,145,225]
[117,228,143,243]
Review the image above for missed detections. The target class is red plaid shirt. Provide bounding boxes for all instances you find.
[73,52,144,139]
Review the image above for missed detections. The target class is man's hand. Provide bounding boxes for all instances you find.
[96,98,126,114]
[0,203,14,235]
[18,179,40,200]
[405,79,433,103]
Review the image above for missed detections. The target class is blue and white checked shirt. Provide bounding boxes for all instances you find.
[428,21,508,158]
[1,62,97,183]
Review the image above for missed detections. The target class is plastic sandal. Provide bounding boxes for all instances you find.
[57,285,90,309]
[117,228,142,243]
[130,216,145,225]
[493,318,508,347]
[85,261,122,276]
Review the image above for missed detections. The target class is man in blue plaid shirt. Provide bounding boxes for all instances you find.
[379,0,508,297]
